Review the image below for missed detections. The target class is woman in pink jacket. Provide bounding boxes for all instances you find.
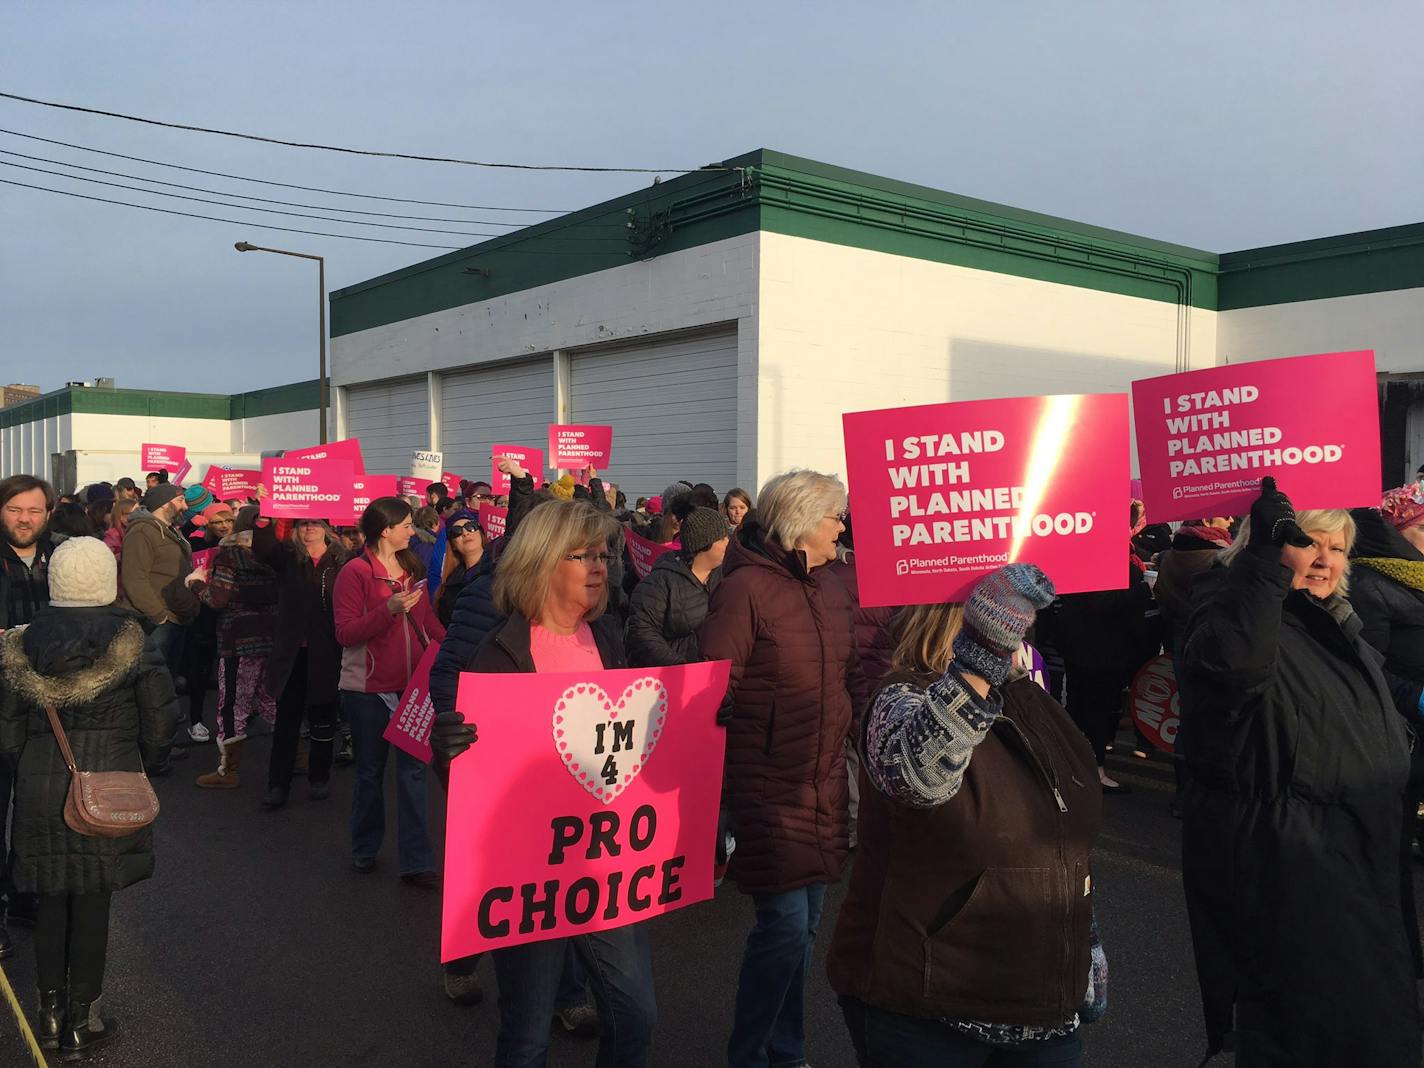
[333,497,446,882]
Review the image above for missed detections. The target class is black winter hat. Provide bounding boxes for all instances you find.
[142,483,183,513]
[679,507,730,557]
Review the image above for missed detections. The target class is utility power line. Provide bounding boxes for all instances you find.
[0,90,734,174]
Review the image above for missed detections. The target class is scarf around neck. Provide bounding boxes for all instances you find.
[1353,556,1424,594]
[1179,524,1233,549]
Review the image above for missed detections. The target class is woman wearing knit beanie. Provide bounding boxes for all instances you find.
[1348,482,1424,978]
[827,563,1106,1066]
[625,507,729,667]
[0,536,179,1057]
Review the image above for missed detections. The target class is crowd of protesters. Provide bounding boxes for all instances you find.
[0,454,1421,1068]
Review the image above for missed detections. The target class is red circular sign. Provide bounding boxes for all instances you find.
[1129,654,1179,754]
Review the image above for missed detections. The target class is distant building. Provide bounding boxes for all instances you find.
[2,384,40,408]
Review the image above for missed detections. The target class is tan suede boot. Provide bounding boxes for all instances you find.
[195,738,243,789]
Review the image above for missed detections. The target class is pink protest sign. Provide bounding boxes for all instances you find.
[382,642,440,763]
[1132,350,1379,523]
[625,526,676,580]
[204,468,261,500]
[141,443,186,474]
[548,425,614,470]
[284,437,366,474]
[843,394,1129,608]
[491,445,544,494]
[1129,654,1178,754]
[191,548,217,574]
[443,660,730,958]
[442,472,463,497]
[351,475,398,523]
[480,503,508,540]
[260,457,355,521]
[396,476,422,499]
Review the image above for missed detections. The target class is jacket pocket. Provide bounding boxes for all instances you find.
[922,867,1055,1003]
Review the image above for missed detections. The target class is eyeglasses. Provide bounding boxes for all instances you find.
[471,493,494,502]
[564,552,615,567]
[824,511,847,523]
[449,523,479,537]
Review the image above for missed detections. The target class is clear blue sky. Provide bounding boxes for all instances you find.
[2,1,1421,395]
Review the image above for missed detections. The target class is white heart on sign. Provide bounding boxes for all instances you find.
[552,677,668,804]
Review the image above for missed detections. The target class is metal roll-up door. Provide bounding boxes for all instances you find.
[440,359,556,477]
[570,330,738,498]
[344,378,429,473]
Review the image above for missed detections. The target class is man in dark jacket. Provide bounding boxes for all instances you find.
[624,506,727,667]
[0,473,56,946]
[121,484,199,674]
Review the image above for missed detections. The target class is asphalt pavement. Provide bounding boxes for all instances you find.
[0,719,1414,1067]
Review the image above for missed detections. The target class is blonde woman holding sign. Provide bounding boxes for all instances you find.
[429,499,657,1068]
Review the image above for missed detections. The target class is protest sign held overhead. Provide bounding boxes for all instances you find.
[842,394,1129,607]
[203,467,261,500]
[141,442,190,483]
[490,444,544,494]
[350,475,398,523]
[1132,350,1379,523]
[285,437,366,474]
[260,457,355,521]
[411,450,443,484]
[548,425,613,471]
[442,660,729,959]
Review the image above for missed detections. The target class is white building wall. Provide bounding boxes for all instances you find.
[70,414,234,454]
[754,232,1218,486]
[1216,286,1424,372]
[235,409,321,454]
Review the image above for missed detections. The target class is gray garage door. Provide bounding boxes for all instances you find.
[344,378,429,474]
[569,331,739,499]
[440,359,556,479]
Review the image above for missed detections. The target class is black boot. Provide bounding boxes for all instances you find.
[260,785,289,810]
[36,989,62,1051]
[60,996,119,1060]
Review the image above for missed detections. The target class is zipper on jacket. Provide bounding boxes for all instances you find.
[999,715,1068,812]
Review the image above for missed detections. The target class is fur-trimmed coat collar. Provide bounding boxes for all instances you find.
[1,616,144,709]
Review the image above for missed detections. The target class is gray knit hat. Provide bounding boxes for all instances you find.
[679,507,731,557]
[661,481,694,513]
[48,536,118,609]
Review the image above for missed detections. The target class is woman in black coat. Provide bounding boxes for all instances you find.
[0,536,178,1058]
[1177,480,1418,1067]
[624,506,728,667]
[250,512,347,810]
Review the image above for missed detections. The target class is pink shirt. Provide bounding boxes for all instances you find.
[530,622,603,673]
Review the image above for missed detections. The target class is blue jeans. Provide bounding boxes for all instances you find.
[728,884,827,1068]
[491,926,656,1068]
[342,690,433,875]
[150,620,187,680]
[840,997,1083,1067]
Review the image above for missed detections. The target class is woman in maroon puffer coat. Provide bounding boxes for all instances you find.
[700,468,867,1068]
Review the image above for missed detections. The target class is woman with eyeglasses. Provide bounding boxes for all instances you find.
[699,469,868,1068]
[435,509,486,628]
[429,499,658,1067]
[333,497,446,882]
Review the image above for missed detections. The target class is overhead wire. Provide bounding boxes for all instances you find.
[0,128,577,213]
[0,90,734,174]
[0,157,629,242]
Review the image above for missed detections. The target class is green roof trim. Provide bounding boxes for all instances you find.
[1218,223,1424,309]
[0,380,319,430]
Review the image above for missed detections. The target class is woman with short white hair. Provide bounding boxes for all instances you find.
[700,468,867,1068]
[1178,478,1418,1066]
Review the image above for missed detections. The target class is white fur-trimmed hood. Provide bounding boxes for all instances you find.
[0,620,145,709]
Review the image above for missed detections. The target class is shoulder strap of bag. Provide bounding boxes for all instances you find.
[43,704,80,774]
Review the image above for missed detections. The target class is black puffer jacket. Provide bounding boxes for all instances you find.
[625,552,720,667]
[1348,507,1424,716]
[1177,548,1418,1066]
[0,605,178,894]
[251,522,344,705]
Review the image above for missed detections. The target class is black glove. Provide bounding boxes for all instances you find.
[430,710,477,763]
[1247,477,1312,551]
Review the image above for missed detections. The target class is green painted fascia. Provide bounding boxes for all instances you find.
[329,158,762,338]
[1218,223,1424,309]
[229,379,321,419]
[752,156,1218,310]
[0,389,70,431]
[70,388,230,420]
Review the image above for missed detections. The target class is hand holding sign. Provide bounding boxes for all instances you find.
[1247,477,1312,550]
[431,710,476,762]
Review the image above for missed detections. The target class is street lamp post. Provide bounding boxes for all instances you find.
[235,241,328,444]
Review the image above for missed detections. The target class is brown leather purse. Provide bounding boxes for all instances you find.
[44,704,160,838]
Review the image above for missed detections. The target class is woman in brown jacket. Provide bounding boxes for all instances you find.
[699,469,867,1068]
[828,565,1104,1067]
